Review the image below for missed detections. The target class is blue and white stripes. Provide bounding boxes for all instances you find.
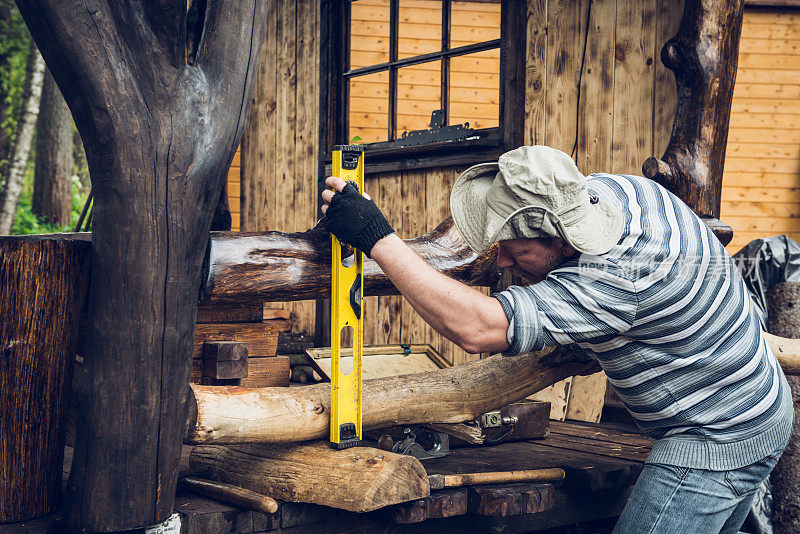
[494,173,793,470]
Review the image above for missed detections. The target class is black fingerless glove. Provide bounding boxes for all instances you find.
[323,182,394,258]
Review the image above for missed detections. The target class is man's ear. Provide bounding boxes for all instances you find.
[555,238,577,257]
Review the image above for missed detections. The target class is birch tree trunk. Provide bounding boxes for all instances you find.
[0,40,44,234]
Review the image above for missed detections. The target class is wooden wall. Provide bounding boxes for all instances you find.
[238,0,320,333]
[230,1,800,367]
[721,8,800,252]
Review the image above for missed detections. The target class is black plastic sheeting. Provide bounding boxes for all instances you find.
[734,235,800,330]
[732,235,800,534]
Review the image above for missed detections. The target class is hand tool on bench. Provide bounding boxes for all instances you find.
[182,477,278,514]
[329,145,365,449]
[427,468,566,490]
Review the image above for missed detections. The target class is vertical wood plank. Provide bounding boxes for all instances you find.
[291,0,319,334]
[524,0,547,146]
[399,169,429,346]
[611,0,656,174]
[545,0,587,154]
[276,0,298,234]
[575,0,616,175]
[241,0,277,232]
[652,0,683,159]
[565,371,607,423]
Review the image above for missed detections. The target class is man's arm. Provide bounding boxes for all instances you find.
[370,234,510,354]
[322,176,510,354]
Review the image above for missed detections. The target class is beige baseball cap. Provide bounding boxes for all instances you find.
[450,145,625,255]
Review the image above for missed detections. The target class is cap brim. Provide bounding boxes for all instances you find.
[450,163,500,253]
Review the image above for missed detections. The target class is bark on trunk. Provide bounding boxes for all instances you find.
[768,282,800,534]
[32,68,72,226]
[15,1,269,530]
[185,347,597,444]
[642,0,745,243]
[0,235,91,522]
[0,40,44,235]
[200,218,501,304]
[189,443,430,512]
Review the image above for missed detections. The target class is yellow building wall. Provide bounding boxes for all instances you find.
[722,8,800,253]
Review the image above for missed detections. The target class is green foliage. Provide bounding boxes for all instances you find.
[0,2,31,146]
[12,160,91,235]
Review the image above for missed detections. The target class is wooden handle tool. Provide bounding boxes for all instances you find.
[182,476,278,514]
[428,468,566,490]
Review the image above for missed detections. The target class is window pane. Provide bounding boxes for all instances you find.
[397,61,441,138]
[451,1,500,47]
[449,50,499,129]
[350,0,390,70]
[398,0,442,60]
[349,71,390,144]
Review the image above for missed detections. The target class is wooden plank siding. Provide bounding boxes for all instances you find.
[721,8,800,253]
[226,1,800,367]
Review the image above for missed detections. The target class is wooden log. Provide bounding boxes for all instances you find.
[0,236,91,522]
[765,333,800,376]
[15,1,271,530]
[642,0,745,222]
[185,347,596,444]
[189,443,430,513]
[200,218,501,304]
[767,282,800,534]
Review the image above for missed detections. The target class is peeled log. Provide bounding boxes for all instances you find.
[185,347,597,444]
[189,443,429,512]
[200,218,500,304]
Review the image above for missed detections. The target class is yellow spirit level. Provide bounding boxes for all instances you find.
[330,145,364,449]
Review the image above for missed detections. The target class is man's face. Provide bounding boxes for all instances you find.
[496,237,573,283]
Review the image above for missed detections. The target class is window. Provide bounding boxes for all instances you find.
[321,0,525,174]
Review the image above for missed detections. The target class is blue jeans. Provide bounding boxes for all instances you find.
[613,444,786,534]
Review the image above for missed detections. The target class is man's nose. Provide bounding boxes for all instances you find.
[496,248,513,268]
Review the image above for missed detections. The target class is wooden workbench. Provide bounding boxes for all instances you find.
[0,421,650,534]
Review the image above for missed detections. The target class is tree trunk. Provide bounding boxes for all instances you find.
[201,218,501,304]
[0,40,44,235]
[0,2,17,170]
[768,282,800,534]
[0,235,91,522]
[15,1,269,530]
[642,0,745,242]
[190,443,430,513]
[32,67,72,226]
[185,347,597,444]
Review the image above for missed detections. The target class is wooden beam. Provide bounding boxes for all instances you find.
[200,217,501,304]
[189,442,430,512]
[185,346,597,444]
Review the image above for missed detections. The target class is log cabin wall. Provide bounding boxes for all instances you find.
[721,6,800,253]
[228,0,798,367]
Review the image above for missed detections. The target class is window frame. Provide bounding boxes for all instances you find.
[320,0,526,176]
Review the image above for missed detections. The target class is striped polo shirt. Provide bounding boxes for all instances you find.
[494,173,793,470]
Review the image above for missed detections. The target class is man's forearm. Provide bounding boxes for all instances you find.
[370,234,510,354]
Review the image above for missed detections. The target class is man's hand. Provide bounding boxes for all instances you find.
[321,176,395,258]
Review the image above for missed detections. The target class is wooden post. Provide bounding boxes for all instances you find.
[0,236,90,522]
[14,1,269,530]
[642,0,745,243]
[767,282,800,534]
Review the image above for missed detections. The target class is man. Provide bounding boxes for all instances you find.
[321,145,792,534]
